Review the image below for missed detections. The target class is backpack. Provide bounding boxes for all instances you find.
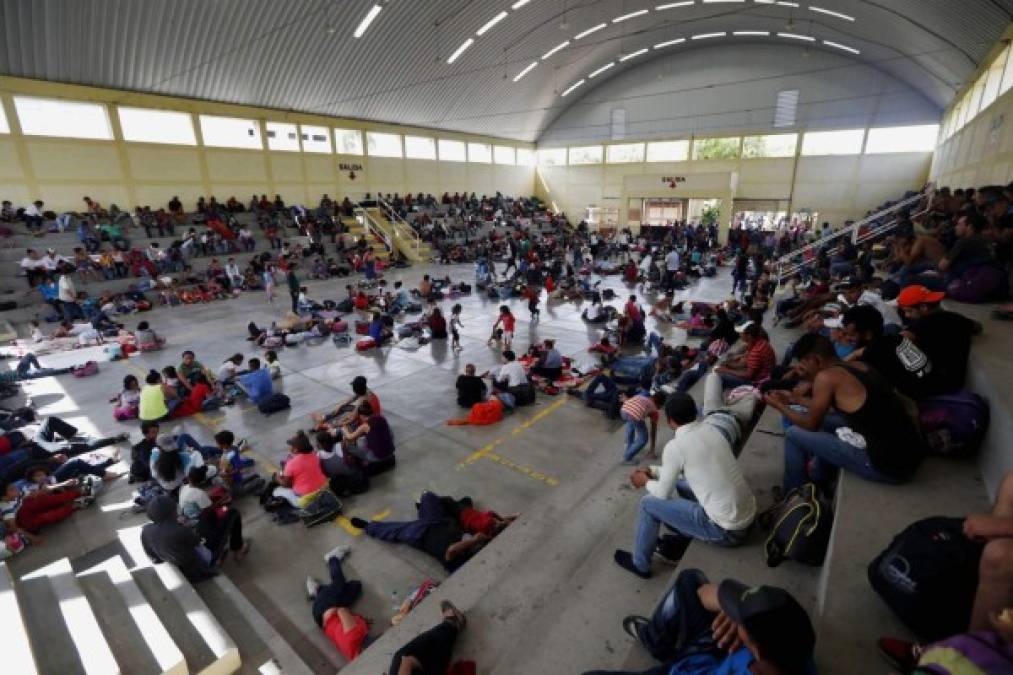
[868,516,983,641]
[257,393,291,415]
[129,442,153,483]
[355,321,370,335]
[612,356,656,389]
[72,361,99,377]
[299,490,343,527]
[356,337,377,351]
[917,391,990,457]
[511,383,537,407]
[131,482,166,512]
[328,470,370,497]
[331,320,349,333]
[602,288,615,300]
[468,398,504,425]
[333,333,353,346]
[916,631,1013,673]
[760,482,834,567]
[336,299,355,312]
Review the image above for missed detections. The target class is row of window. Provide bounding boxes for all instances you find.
[537,125,939,165]
[0,96,537,165]
[942,43,1013,142]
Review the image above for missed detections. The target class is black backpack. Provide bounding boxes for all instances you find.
[868,516,984,641]
[129,441,153,483]
[300,490,343,527]
[760,483,834,567]
[257,393,291,415]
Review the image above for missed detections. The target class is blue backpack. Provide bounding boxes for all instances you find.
[917,391,990,457]
[612,356,656,389]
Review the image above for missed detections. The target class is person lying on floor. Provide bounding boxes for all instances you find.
[349,491,507,571]
[313,376,382,431]
[1,476,95,546]
[0,415,128,482]
[305,544,372,662]
[614,388,757,579]
[388,600,467,675]
[0,352,77,384]
[585,569,815,675]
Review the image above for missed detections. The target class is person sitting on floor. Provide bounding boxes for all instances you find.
[305,544,371,662]
[340,401,395,472]
[614,390,756,579]
[313,376,382,431]
[531,339,564,380]
[140,495,217,582]
[763,333,926,494]
[456,363,487,408]
[350,492,503,571]
[178,465,251,564]
[589,569,815,675]
[236,357,274,408]
[712,322,775,389]
[271,431,328,508]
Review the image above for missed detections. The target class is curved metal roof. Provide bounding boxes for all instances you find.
[1,0,1010,141]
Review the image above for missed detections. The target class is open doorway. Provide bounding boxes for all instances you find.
[642,198,685,226]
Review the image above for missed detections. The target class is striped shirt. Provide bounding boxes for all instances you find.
[745,339,776,382]
[621,395,659,422]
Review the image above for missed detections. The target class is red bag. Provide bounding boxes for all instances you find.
[355,321,369,335]
[355,337,377,351]
[331,320,349,333]
[467,398,504,425]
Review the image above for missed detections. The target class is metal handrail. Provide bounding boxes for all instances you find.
[374,196,423,256]
[353,207,394,255]
[775,190,928,283]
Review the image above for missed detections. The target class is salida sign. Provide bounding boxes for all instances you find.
[662,176,687,189]
[340,163,363,180]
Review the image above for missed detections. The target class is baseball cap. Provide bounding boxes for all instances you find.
[823,316,844,329]
[836,276,862,290]
[719,580,815,671]
[896,285,945,308]
[734,320,755,334]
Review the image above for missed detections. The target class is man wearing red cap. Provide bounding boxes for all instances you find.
[896,285,981,393]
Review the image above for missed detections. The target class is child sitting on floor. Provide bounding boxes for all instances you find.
[135,321,165,351]
[111,374,141,420]
[264,350,282,379]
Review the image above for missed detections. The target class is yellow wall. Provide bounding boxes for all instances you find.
[536,151,932,232]
[0,76,535,212]
[930,88,1013,187]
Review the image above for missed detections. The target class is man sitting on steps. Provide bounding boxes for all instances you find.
[586,568,816,675]
[614,390,756,579]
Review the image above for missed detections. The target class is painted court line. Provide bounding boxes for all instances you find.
[335,508,390,536]
[456,397,567,486]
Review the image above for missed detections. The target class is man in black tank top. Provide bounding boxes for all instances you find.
[763,334,924,493]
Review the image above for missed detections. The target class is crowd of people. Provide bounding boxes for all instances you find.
[2,180,1011,673]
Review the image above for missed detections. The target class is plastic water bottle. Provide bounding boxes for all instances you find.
[390,590,401,612]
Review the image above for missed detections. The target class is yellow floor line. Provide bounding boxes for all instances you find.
[334,507,391,534]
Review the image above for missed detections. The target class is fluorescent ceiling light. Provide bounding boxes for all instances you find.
[654,37,687,48]
[619,48,649,62]
[809,5,854,20]
[691,32,726,39]
[734,30,770,35]
[447,38,474,63]
[511,0,532,8]
[703,0,744,3]
[823,39,860,54]
[476,11,508,36]
[589,62,615,78]
[656,1,695,8]
[353,4,382,39]
[778,32,815,41]
[776,1,799,5]
[575,23,607,39]
[542,40,570,59]
[754,0,776,3]
[561,79,586,97]
[613,9,649,22]
[513,61,538,82]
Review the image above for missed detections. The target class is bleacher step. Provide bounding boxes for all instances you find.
[0,561,38,674]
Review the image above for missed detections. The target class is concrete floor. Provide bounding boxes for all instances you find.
[6,262,741,670]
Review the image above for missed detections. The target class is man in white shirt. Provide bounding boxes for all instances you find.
[837,277,902,328]
[39,248,69,272]
[615,392,757,579]
[23,200,44,231]
[488,350,528,390]
[20,249,46,286]
[57,272,84,321]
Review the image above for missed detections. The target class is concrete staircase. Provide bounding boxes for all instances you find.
[1,525,331,675]
[362,209,431,263]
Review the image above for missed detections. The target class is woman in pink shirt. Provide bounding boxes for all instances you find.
[272,432,328,507]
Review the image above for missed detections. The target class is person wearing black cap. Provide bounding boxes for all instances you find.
[587,569,815,675]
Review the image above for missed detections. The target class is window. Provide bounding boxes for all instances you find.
[118,106,196,145]
[865,124,939,154]
[646,140,689,162]
[606,142,645,163]
[516,148,536,166]
[981,45,1008,111]
[366,131,402,157]
[300,125,331,153]
[967,77,986,121]
[957,90,973,129]
[537,148,567,166]
[742,133,797,158]
[494,145,516,165]
[405,135,437,160]
[265,122,300,151]
[692,136,741,160]
[1002,45,1013,96]
[199,115,262,149]
[439,139,467,162]
[14,96,113,140]
[334,128,364,155]
[0,104,7,134]
[568,145,603,165]
[468,142,492,163]
[800,129,864,156]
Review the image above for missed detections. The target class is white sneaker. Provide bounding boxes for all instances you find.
[323,544,351,563]
[305,576,320,599]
